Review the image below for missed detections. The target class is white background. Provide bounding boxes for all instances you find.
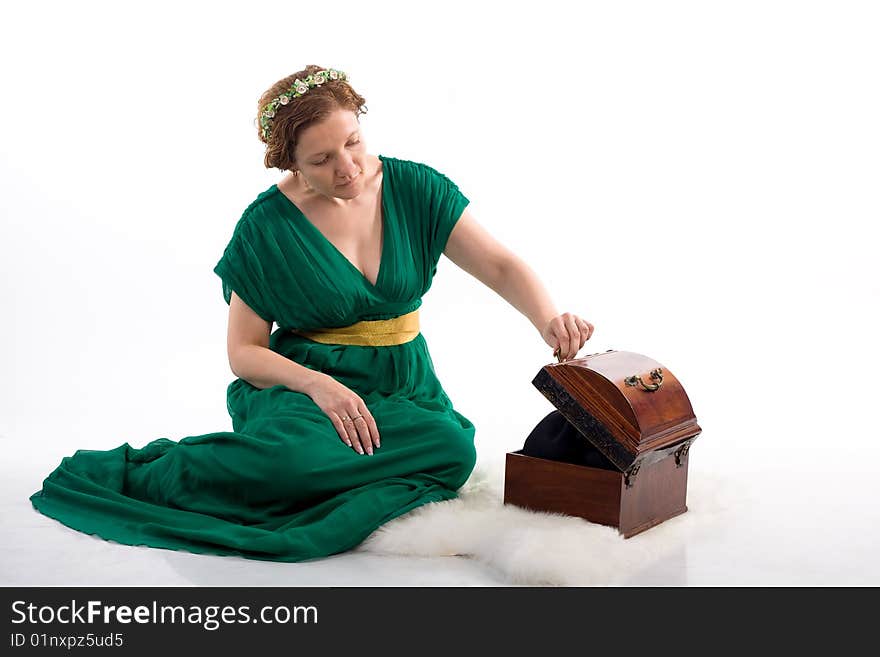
[2,0,879,585]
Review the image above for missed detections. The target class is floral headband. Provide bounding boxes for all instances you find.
[259,68,348,141]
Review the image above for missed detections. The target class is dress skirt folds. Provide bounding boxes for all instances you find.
[30,155,478,562]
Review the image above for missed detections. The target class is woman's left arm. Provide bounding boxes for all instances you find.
[443,208,595,361]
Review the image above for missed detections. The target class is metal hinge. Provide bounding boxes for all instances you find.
[674,442,691,468]
[624,463,641,489]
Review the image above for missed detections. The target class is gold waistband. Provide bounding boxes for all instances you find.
[289,309,420,346]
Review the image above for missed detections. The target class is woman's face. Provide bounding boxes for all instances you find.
[292,108,368,201]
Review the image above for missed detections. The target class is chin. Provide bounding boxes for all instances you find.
[334,186,357,198]
[335,179,363,197]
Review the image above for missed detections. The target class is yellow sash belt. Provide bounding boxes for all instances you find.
[289,309,420,346]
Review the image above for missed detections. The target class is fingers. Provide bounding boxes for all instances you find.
[315,377,382,456]
[335,403,380,455]
[329,412,355,449]
[349,413,374,456]
[340,415,363,454]
[552,314,578,361]
[564,314,579,360]
[550,316,570,361]
[551,313,595,361]
[577,317,594,349]
[359,400,381,450]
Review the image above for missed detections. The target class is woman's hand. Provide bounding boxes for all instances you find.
[541,312,595,362]
[306,373,380,455]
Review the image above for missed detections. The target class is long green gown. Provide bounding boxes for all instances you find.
[30,155,477,562]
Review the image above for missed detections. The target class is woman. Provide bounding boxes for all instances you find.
[30,65,595,562]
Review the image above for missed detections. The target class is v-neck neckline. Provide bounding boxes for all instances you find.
[274,154,389,291]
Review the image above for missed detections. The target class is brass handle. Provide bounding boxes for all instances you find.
[625,368,663,392]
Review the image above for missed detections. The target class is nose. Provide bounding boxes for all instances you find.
[337,154,360,181]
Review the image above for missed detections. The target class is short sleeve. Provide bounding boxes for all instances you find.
[421,163,470,265]
[212,216,275,324]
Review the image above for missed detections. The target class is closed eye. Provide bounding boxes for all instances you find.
[312,140,361,166]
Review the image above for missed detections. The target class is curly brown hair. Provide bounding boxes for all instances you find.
[256,65,368,172]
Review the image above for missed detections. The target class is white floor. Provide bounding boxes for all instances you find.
[4,446,879,587]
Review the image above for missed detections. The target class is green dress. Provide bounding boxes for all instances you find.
[30,155,477,562]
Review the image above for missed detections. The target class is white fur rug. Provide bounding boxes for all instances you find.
[357,458,736,586]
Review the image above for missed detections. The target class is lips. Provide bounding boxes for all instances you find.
[338,173,359,187]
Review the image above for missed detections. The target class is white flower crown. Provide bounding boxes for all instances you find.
[259,68,348,141]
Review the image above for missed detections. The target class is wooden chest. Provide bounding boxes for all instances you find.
[504,350,702,538]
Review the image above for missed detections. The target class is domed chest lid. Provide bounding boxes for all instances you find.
[532,350,702,472]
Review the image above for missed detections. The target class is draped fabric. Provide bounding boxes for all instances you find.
[30,155,477,562]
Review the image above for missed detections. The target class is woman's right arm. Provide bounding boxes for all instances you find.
[226,291,324,394]
[225,291,380,454]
